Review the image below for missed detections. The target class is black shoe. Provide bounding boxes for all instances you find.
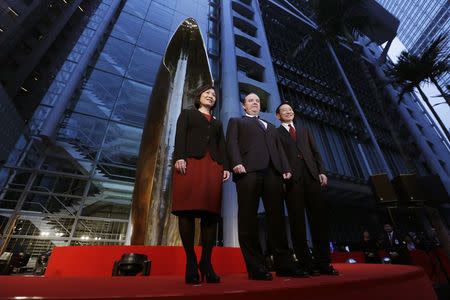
[199,260,220,283]
[185,261,200,284]
[318,264,339,276]
[298,261,319,276]
[248,270,273,280]
[276,266,309,278]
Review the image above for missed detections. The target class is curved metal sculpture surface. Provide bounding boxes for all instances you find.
[130,18,213,245]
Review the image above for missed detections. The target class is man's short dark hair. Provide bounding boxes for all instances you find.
[241,92,258,104]
[275,101,293,114]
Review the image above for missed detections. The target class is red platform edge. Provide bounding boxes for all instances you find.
[0,246,442,300]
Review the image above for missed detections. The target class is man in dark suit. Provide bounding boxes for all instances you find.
[379,223,410,265]
[276,102,338,275]
[226,93,305,280]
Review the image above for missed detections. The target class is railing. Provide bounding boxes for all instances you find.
[0,183,95,236]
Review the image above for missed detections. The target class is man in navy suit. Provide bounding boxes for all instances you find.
[276,102,338,275]
[226,93,306,280]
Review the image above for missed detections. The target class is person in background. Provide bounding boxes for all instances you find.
[361,230,380,263]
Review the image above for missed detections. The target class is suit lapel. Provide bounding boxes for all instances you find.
[295,127,306,154]
[244,116,266,132]
[279,126,294,144]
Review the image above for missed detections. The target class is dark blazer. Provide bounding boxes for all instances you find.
[226,116,290,174]
[277,125,326,181]
[173,109,229,170]
[379,231,405,253]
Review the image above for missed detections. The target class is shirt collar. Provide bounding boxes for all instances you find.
[281,122,294,130]
[245,113,259,118]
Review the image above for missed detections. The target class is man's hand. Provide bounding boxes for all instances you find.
[175,159,187,174]
[283,172,292,180]
[319,174,328,187]
[232,164,246,174]
[223,170,230,181]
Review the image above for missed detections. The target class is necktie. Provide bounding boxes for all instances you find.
[288,124,296,141]
[255,116,266,130]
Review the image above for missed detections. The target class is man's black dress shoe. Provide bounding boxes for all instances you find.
[276,267,309,278]
[318,264,339,275]
[248,271,273,280]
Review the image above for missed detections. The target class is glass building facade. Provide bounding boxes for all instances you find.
[0,0,449,258]
[376,0,450,88]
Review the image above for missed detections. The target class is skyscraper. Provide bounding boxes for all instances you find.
[0,0,449,259]
[376,0,450,88]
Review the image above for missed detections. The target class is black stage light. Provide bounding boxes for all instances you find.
[112,253,151,276]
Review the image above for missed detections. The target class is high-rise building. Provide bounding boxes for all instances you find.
[376,0,450,89]
[0,0,449,259]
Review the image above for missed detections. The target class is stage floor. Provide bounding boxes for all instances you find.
[0,264,438,300]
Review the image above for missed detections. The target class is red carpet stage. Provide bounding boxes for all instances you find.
[0,246,440,300]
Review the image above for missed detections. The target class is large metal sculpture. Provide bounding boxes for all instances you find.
[130,18,213,245]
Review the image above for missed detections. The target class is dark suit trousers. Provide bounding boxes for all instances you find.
[285,160,330,267]
[235,166,292,273]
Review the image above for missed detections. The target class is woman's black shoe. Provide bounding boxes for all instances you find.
[199,260,221,283]
[185,262,200,284]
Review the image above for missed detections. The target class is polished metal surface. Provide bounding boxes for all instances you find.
[130,18,213,245]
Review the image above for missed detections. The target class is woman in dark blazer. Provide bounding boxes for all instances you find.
[172,84,230,284]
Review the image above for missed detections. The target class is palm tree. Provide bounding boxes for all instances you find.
[388,35,450,142]
[423,36,450,106]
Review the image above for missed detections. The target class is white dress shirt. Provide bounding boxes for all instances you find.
[245,113,267,129]
[281,122,295,132]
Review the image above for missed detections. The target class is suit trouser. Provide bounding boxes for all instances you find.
[285,160,330,267]
[235,167,292,273]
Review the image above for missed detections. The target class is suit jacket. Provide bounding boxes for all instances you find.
[277,125,326,181]
[173,109,229,169]
[380,231,405,253]
[226,116,290,174]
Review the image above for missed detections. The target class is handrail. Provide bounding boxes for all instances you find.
[0,199,71,235]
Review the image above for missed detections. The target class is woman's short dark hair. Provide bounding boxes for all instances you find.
[194,84,216,109]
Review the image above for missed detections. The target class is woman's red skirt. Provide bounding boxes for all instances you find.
[171,152,223,216]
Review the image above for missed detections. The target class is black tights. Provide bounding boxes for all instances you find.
[178,215,217,270]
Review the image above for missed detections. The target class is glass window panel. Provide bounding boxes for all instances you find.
[123,0,151,19]
[126,47,162,85]
[137,22,170,54]
[31,173,87,197]
[58,113,108,153]
[94,37,134,76]
[110,11,143,44]
[113,80,152,127]
[153,0,176,10]
[12,216,74,238]
[175,1,197,17]
[0,186,23,209]
[41,152,87,176]
[73,69,123,119]
[171,12,190,31]
[87,180,133,204]
[101,123,142,163]
[22,192,80,215]
[145,1,174,29]
[81,198,131,220]
[7,237,70,255]
[96,163,136,181]
[74,219,128,241]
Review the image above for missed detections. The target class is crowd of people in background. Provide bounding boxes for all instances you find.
[361,223,442,265]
